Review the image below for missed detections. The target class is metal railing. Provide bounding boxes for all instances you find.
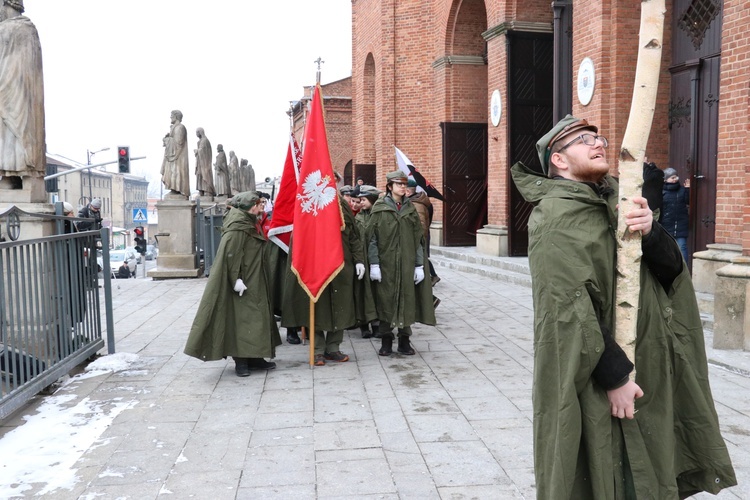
[0,205,114,419]
[195,200,224,277]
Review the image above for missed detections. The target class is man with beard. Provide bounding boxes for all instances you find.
[511,115,735,499]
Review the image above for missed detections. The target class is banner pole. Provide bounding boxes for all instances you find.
[309,298,315,367]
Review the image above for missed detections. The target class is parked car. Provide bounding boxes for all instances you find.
[109,249,137,278]
[125,246,142,264]
[145,245,158,261]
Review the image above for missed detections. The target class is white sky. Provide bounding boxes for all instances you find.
[25,1,353,195]
[0,353,141,496]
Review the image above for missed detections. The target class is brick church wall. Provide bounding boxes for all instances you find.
[351,0,744,252]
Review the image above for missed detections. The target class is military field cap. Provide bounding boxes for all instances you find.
[663,167,678,178]
[407,178,418,188]
[385,170,408,183]
[357,185,381,197]
[339,185,353,196]
[230,191,261,210]
[90,198,102,209]
[536,114,598,175]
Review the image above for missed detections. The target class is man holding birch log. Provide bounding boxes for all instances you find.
[511,115,736,499]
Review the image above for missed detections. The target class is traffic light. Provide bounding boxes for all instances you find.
[133,226,147,255]
[118,146,130,174]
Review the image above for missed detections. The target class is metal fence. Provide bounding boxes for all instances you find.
[195,200,224,277]
[0,205,114,419]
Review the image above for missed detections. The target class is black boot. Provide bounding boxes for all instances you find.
[233,357,250,377]
[286,328,301,345]
[397,336,415,355]
[378,334,393,356]
[360,325,373,339]
[247,358,277,370]
[372,322,382,338]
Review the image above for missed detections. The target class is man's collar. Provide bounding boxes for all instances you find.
[551,175,614,197]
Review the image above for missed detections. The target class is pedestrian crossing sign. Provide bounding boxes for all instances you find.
[132,208,147,222]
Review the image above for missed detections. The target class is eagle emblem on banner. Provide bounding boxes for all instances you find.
[297,170,336,216]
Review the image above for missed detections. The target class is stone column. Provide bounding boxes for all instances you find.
[147,199,200,279]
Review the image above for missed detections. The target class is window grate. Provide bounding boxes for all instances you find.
[677,0,720,50]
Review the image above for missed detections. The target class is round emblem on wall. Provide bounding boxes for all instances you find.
[490,89,502,127]
[577,57,595,106]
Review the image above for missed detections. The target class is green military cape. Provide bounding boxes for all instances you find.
[264,240,288,317]
[280,197,369,331]
[184,207,281,361]
[511,163,736,499]
[365,195,436,329]
[355,208,378,325]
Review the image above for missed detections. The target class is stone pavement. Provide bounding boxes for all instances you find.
[2,252,750,499]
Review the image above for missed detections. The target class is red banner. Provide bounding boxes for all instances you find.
[290,85,344,302]
[267,133,302,252]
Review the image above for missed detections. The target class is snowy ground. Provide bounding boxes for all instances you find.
[0,353,141,498]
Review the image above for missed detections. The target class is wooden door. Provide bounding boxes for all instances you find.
[353,164,377,187]
[507,32,554,256]
[670,0,722,262]
[440,123,488,246]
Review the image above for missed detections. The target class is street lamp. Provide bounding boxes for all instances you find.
[86,147,110,202]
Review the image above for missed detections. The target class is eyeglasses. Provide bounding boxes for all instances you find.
[391,181,407,187]
[557,133,608,153]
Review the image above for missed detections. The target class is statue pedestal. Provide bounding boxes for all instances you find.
[476,224,509,256]
[692,243,742,294]
[194,194,214,204]
[0,178,55,241]
[147,199,201,279]
[0,175,47,204]
[713,256,750,350]
[0,178,54,241]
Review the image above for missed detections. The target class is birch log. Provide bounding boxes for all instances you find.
[615,0,665,378]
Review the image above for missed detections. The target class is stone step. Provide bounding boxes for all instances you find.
[430,246,531,275]
[429,247,532,288]
[696,291,715,332]
[431,246,716,330]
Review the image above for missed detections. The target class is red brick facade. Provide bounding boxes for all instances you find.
[346,0,747,255]
[290,78,352,181]
[717,0,750,254]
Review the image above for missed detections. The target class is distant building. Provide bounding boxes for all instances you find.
[289,77,355,184]
[45,155,147,246]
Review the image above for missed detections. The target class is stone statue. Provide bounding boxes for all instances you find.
[194,127,214,197]
[239,158,248,192]
[161,110,190,197]
[0,0,45,179]
[240,158,256,193]
[228,150,240,196]
[213,144,229,197]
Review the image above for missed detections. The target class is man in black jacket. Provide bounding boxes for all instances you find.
[76,198,102,232]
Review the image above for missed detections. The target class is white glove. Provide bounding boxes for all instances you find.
[414,266,425,285]
[233,278,247,296]
[355,263,366,280]
[369,264,381,282]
